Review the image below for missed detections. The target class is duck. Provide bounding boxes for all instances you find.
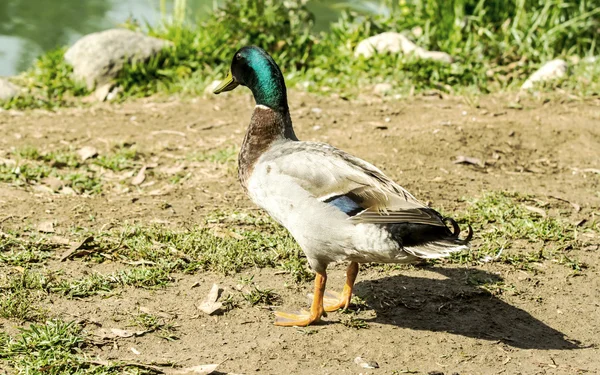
[213,46,472,327]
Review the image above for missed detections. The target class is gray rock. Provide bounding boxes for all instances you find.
[355,32,453,64]
[65,28,172,90]
[0,78,19,101]
[521,59,568,90]
[373,83,393,95]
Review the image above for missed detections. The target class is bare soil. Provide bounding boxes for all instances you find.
[1,91,599,375]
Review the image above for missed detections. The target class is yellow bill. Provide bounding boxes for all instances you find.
[213,71,239,94]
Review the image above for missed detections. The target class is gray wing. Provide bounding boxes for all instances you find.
[260,141,445,227]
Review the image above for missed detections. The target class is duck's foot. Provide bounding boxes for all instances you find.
[323,290,351,312]
[275,271,327,327]
[274,309,323,327]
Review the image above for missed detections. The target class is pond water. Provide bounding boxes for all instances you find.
[0,0,355,77]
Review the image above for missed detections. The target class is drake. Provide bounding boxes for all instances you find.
[214,46,472,327]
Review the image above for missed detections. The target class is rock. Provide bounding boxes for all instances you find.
[521,59,568,90]
[355,32,453,64]
[0,78,19,101]
[77,146,99,161]
[204,80,221,96]
[65,28,172,90]
[373,83,393,95]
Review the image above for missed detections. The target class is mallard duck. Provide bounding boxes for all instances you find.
[214,46,472,327]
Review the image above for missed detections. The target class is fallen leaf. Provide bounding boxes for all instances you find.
[151,130,186,137]
[32,185,54,194]
[130,347,141,355]
[210,227,245,240]
[77,146,99,161]
[453,155,484,168]
[59,236,95,261]
[160,164,185,175]
[131,166,147,186]
[110,328,136,338]
[95,328,150,340]
[60,187,77,195]
[164,364,219,375]
[37,221,55,233]
[354,357,379,369]
[548,195,581,212]
[198,283,223,315]
[480,248,504,263]
[49,236,71,245]
[524,205,547,217]
[41,176,64,192]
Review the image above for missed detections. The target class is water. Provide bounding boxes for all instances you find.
[0,0,347,77]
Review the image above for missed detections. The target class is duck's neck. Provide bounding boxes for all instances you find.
[248,54,289,111]
[238,105,297,190]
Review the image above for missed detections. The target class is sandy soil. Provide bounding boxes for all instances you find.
[1,91,599,375]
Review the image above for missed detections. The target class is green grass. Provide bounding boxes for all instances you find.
[0,145,142,194]
[93,144,140,172]
[449,191,590,271]
[0,320,142,374]
[1,48,88,110]
[51,267,173,298]
[0,231,59,266]
[238,277,281,306]
[130,312,179,341]
[1,0,597,109]
[189,145,238,164]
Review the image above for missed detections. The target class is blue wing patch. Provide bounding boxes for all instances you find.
[324,195,364,216]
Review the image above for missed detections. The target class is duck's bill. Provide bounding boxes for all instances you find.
[213,71,239,94]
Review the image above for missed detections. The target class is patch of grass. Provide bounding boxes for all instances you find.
[242,283,281,306]
[0,232,59,266]
[131,312,179,341]
[1,48,88,110]
[450,191,589,270]
[0,289,46,322]
[0,268,54,322]
[106,211,306,277]
[0,146,102,194]
[189,146,238,164]
[52,267,173,298]
[0,320,129,374]
[278,257,314,283]
[93,144,139,171]
[0,145,145,194]
[340,311,369,329]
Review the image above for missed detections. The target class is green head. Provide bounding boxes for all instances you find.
[213,46,288,111]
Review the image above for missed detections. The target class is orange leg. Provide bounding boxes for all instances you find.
[274,272,326,327]
[323,262,359,312]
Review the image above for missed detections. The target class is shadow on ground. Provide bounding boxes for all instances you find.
[355,267,580,350]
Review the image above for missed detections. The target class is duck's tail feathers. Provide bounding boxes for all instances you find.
[402,217,473,259]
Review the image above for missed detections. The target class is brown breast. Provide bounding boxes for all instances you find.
[237,106,296,191]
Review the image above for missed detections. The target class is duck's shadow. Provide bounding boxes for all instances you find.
[352,267,580,350]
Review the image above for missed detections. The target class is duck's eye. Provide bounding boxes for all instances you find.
[236,53,243,60]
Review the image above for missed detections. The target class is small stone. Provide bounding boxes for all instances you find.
[37,221,55,233]
[521,59,568,90]
[355,32,453,64]
[204,80,221,96]
[77,146,98,161]
[0,78,19,101]
[373,83,393,95]
[41,176,64,192]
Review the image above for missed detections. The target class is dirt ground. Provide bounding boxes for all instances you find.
[1,90,599,375]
